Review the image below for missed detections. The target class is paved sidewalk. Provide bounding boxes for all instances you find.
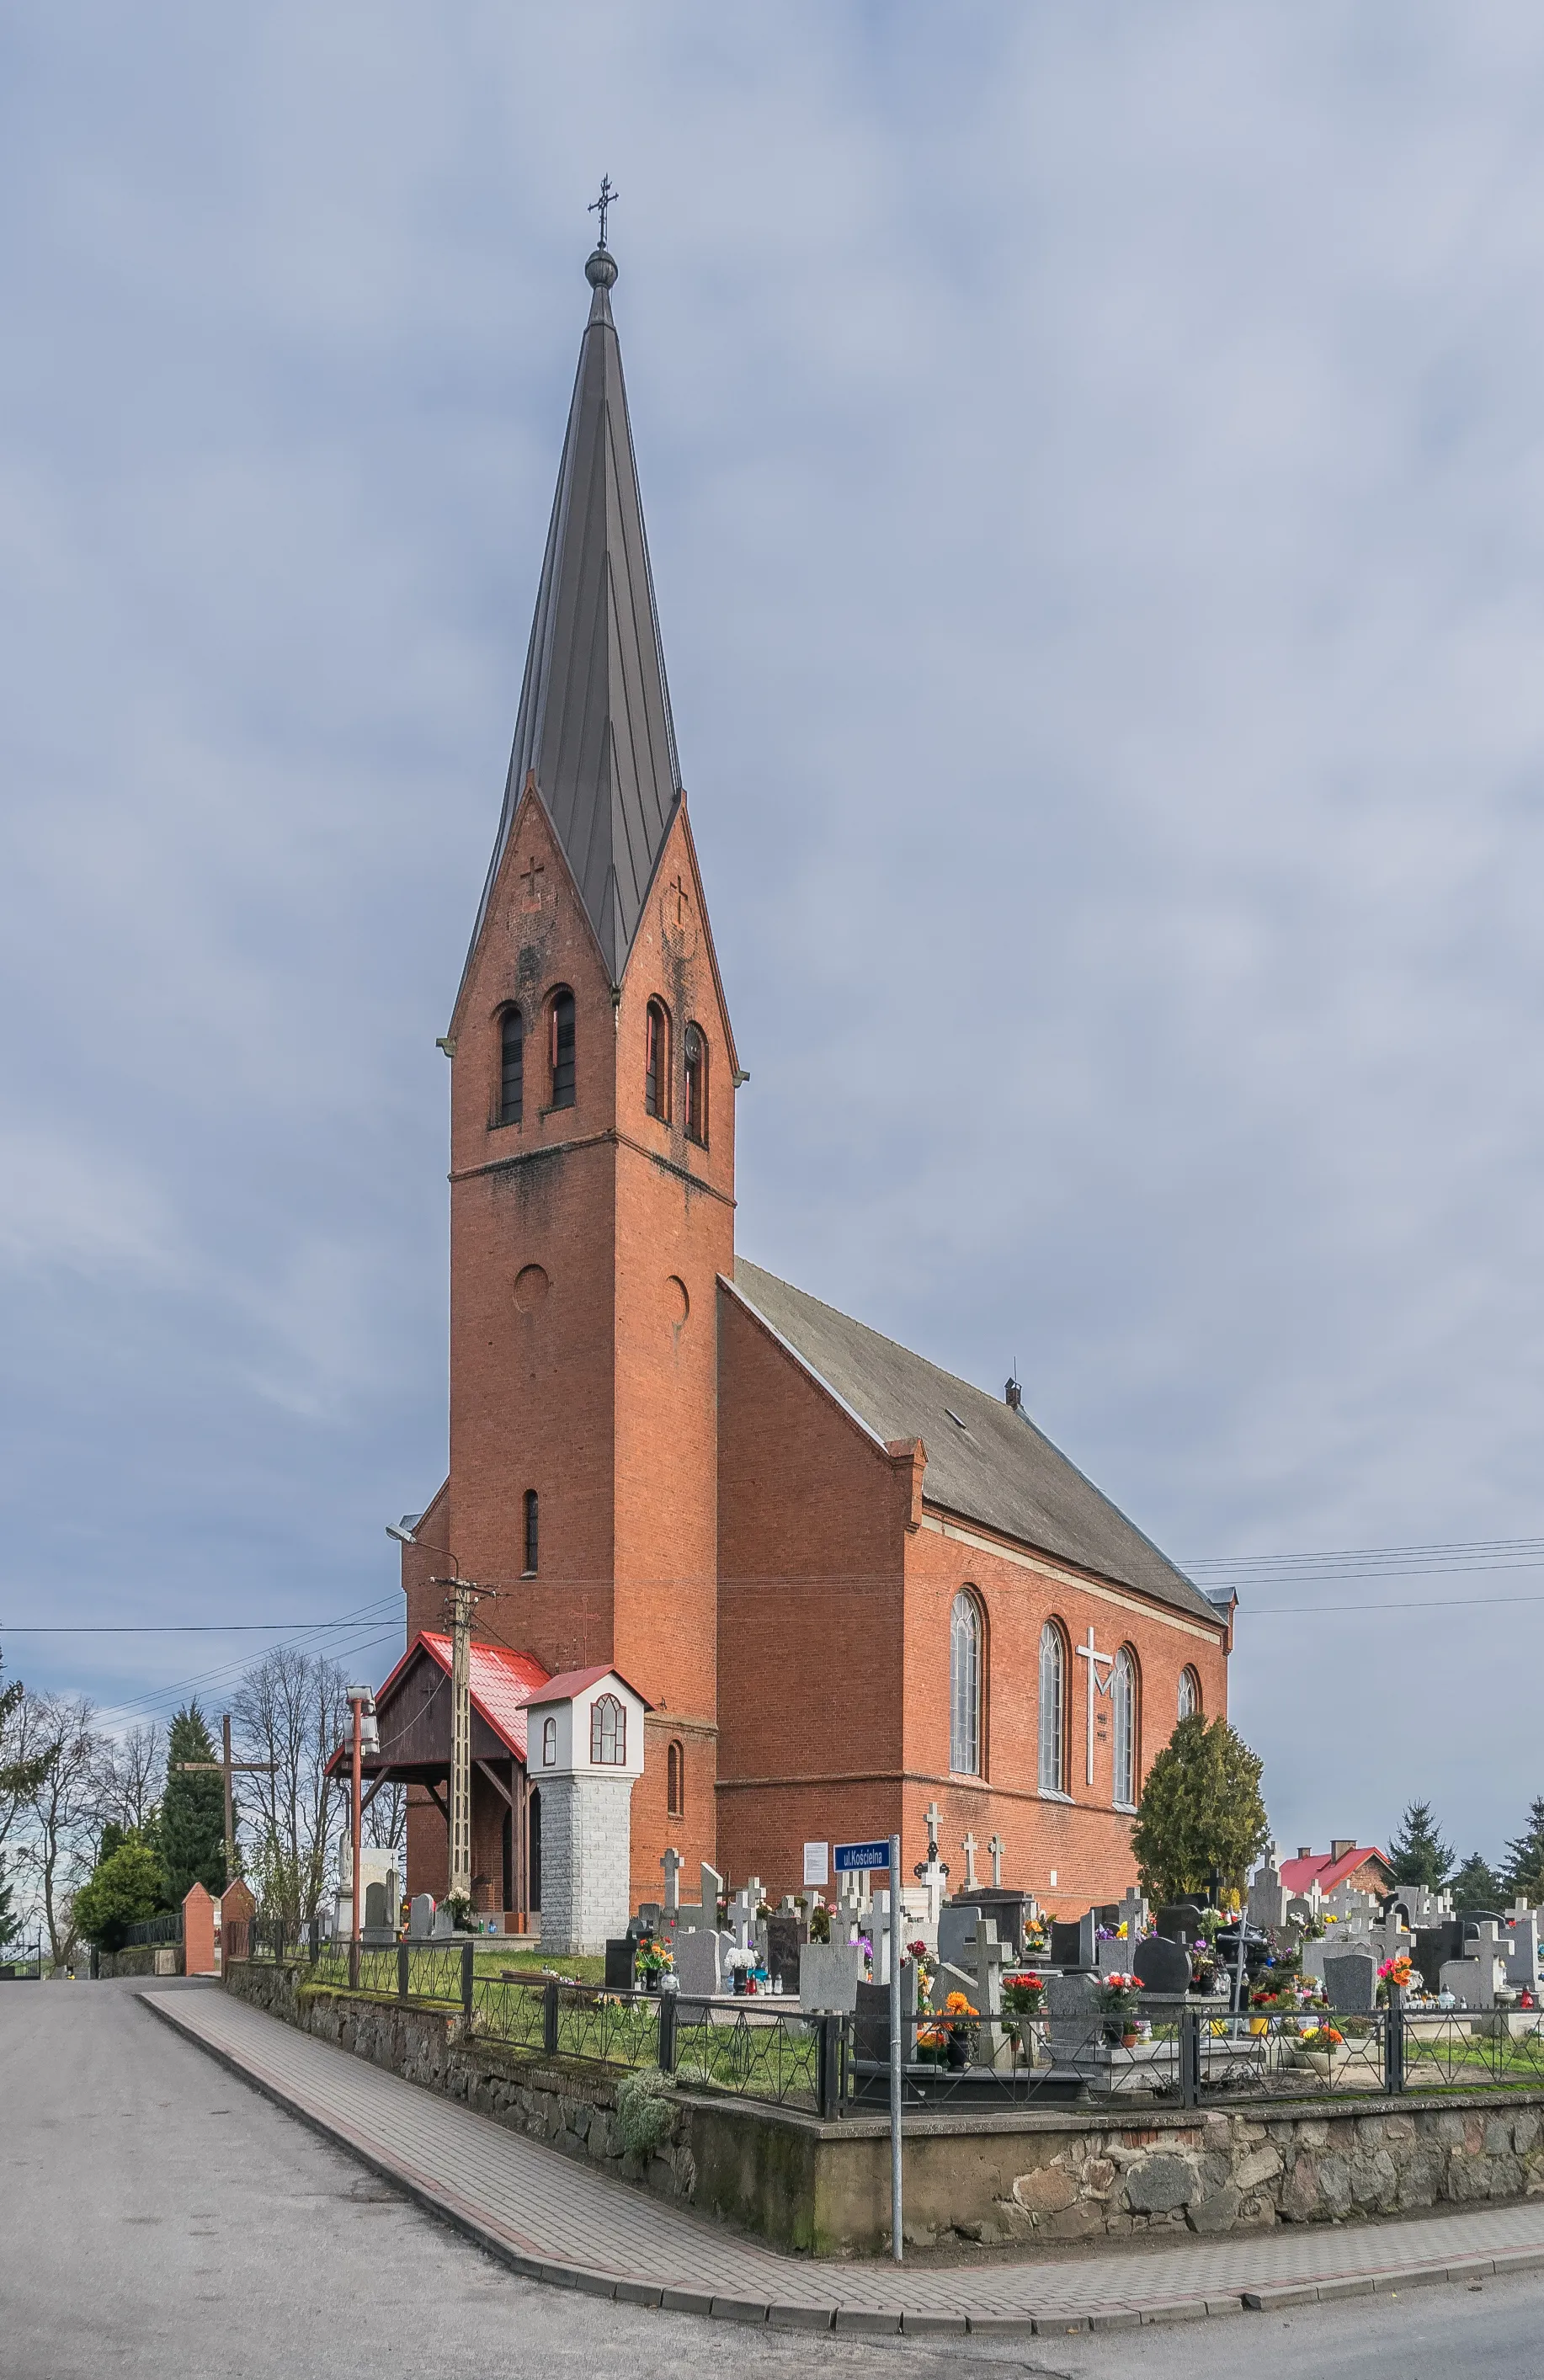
[144,1989,1544,2335]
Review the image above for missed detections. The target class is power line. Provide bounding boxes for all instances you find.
[0,1616,408,1634]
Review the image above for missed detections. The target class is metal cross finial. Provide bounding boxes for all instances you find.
[588,174,619,250]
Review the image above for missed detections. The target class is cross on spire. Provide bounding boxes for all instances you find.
[588,173,619,250]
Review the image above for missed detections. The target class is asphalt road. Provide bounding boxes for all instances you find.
[4,1978,1544,2380]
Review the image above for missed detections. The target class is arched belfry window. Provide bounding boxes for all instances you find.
[668,1739,684,1817]
[950,1590,982,1776]
[1039,1621,1068,1795]
[522,1490,539,1578]
[1113,1646,1140,1810]
[498,1006,524,1126]
[549,989,576,1110]
[1177,1664,1201,1723]
[645,1000,670,1120]
[540,1715,556,1766]
[684,1025,707,1147]
[590,1694,626,1766]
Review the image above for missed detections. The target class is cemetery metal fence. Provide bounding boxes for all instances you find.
[221,1938,1544,2124]
[124,1910,184,1948]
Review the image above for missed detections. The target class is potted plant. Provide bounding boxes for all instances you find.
[914,2017,948,2067]
[634,1935,673,1994]
[1002,1969,1047,2061]
[1099,1972,1143,2047]
[941,1990,979,2069]
[1298,2021,1344,2078]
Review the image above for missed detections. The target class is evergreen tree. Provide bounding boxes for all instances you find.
[159,1704,226,1904]
[1504,1797,1544,1908]
[0,1852,19,1953]
[1451,1851,1504,1911]
[1387,1800,1453,1889]
[1130,1715,1271,1904]
[73,1836,164,1951]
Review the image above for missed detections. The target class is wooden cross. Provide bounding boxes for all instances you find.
[173,1713,276,1886]
[1073,1626,1115,1786]
[520,855,545,909]
[988,1833,1004,1888]
[961,1831,978,1890]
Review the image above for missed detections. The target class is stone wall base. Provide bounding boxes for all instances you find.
[222,1962,1544,2258]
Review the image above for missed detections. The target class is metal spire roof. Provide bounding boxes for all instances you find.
[466,243,682,988]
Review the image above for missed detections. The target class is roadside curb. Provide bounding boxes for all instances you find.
[139,1992,1544,2336]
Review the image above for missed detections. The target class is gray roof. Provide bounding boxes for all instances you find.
[465,249,680,991]
[730,1259,1217,1626]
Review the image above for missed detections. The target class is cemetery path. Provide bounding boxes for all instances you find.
[145,1985,1544,2333]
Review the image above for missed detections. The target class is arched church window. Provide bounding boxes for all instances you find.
[549,988,576,1110]
[645,1000,670,1120]
[1178,1664,1201,1723]
[1113,1646,1140,1810]
[498,1006,524,1126]
[540,1716,556,1766]
[950,1590,983,1776]
[684,1025,707,1146]
[668,1739,684,1817]
[1039,1621,1068,1796]
[590,1694,626,1766]
[523,1489,539,1578]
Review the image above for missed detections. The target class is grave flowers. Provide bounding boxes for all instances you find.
[1377,1953,1414,2000]
[1099,1972,1143,2047]
[1003,1969,1047,2063]
[1299,2021,1344,2079]
[725,1946,757,1995]
[634,1935,674,1992]
[941,1989,979,2069]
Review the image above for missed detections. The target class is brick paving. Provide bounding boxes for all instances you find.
[144,1989,1544,2334]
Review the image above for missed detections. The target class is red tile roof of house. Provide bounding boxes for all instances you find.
[1280,1846,1392,1896]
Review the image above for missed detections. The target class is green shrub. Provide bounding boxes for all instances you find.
[616,2065,675,2160]
[73,1839,166,1951]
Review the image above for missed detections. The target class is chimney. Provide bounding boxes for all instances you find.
[1331,1839,1355,1862]
[1297,1846,1313,1861]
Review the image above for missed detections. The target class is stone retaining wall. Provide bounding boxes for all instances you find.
[223,1962,1544,2258]
[98,1943,184,1978]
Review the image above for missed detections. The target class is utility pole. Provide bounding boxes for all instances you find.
[430,1573,492,1906]
[174,1714,277,1885]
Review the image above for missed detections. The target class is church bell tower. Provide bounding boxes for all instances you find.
[406,235,737,1911]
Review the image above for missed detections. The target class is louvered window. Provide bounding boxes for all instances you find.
[684,1024,707,1146]
[550,990,576,1109]
[499,1008,524,1126]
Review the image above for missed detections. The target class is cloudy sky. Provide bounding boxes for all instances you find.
[4,3,1544,1874]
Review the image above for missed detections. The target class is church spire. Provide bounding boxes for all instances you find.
[467,236,682,988]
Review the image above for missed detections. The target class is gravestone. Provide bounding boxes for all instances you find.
[853,1969,919,2066]
[942,1887,1035,1958]
[765,1913,799,1989]
[800,1941,867,2013]
[1157,1903,1206,1946]
[1115,1887,1150,1943]
[1323,1951,1376,2015]
[1048,1912,1096,1970]
[364,1881,389,1930]
[1133,1932,1191,1997]
[672,1926,724,2001]
[407,1893,434,1940]
[1414,1920,1465,1995]
[1096,1935,1137,1977]
[1045,1970,1103,2063]
[1504,1913,1540,1990]
[604,1937,635,1994]
[1248,1847,1290,1932]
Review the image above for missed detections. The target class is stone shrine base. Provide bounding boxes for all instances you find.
[223,1960,1544,2258]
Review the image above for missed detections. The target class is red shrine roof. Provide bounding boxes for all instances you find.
[1280,1845,1392,1896]
[527,1664,652,1708]
[367,1631,550,1764]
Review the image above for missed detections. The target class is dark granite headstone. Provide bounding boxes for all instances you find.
[1157,1903,1206,1946]
[1323,1951,1376,2015]
[604,1937,636,1993]
[1132,1933,1191,1996]
[945,1887,1035,1958]
[765,1911,801,1994]
[1048,1912,1096,1969]
[1093,1903,1121,1930]
[364,1881,388,1930]
[1414,1920,1464,1994]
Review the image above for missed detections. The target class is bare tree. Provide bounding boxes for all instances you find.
[19,1695,102,1965]
[362,1781,407,1856]
[93,1722,164,1841]
[232,1649,349,1928]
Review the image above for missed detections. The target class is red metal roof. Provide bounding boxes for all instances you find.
[527,1664,652,1709]
[1280,1847,1392,1896]
[331,1631,551,1770]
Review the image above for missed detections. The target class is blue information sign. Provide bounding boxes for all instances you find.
[833,1840,892,1874]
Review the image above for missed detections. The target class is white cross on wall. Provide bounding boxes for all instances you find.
[1073,1626,1115,1786]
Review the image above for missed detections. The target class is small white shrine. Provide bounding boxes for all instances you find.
[526,1666,649,1954]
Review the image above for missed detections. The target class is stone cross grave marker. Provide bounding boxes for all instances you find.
[728,1880,763,1953]
[961,1832,978,1891]
[1116,1887,1149,1942]
[988,1834,1004,1888]
[661,1846,684,1914]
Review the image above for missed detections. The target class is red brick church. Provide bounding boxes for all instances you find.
[391,237,1233,1925]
